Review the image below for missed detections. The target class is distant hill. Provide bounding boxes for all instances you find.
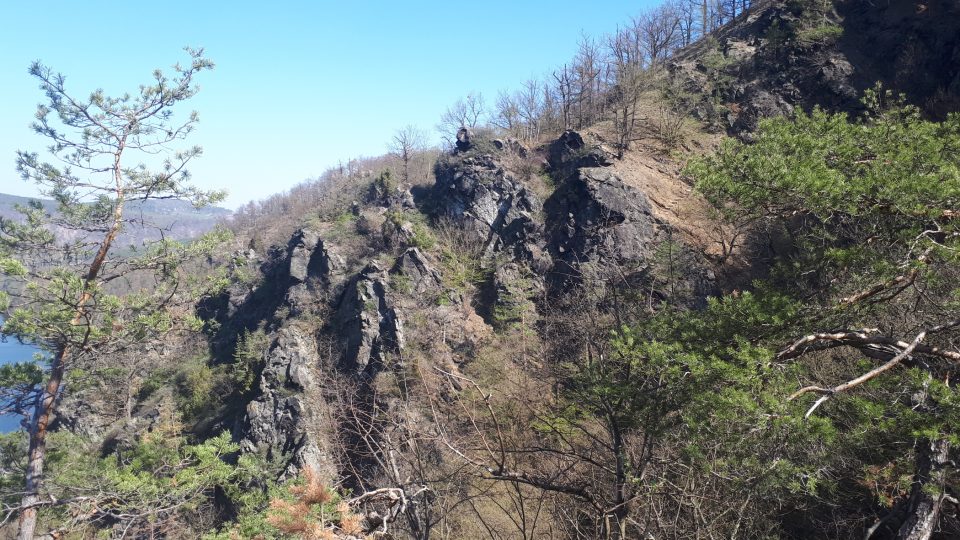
[0,192,231,246]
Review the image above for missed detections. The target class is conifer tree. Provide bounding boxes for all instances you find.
[0,48,223,538]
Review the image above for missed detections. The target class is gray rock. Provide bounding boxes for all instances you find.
[334,264,405,376]
[546,167,658,279]
[287,228,343,285]
[455,127,472,152]
[548,130,614,173]
[433,152,543,262]
[285,228,345,314]
[390,248,443,293]
[240,326,329,478]
[544,166,715,304]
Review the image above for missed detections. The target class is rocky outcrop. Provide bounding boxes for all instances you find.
[285,228,345,314]
[547,130,615,173]
[546,168,658,278]
[390,248,442,293]
[669,0,960,135]
[433,152,544,262]
[288,228,343,285]
[240,326,333,479]
[544,166,715,304]
[334,263,405,376]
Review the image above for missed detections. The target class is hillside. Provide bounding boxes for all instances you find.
[0,192,231,245]
[670,0,960,133]
[2,1,959,539]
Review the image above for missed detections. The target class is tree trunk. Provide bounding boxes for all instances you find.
[17,188,125,539]
[896,436,950,540]
[16,349,66,539]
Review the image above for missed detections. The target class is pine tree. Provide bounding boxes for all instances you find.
[0,48,224,538]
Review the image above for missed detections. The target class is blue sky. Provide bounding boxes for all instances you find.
[1,1,653,208]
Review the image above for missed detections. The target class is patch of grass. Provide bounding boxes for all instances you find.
[390,273,413,294]
[410,223,436,250]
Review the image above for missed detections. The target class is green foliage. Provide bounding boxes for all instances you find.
[410,222,436,250]
[369,169,397,202]
[691,88,960,294]
[764,0,841,51]
[678,87,960,534]
[439,248,487,294]
[206,467,363,539]
[795,22,843,45]
[0,360,44,417]
[0,430,27,502]
[44,408,262,536]
[389,272,413,294]
[233,328,270,394]
[174,357,232,421]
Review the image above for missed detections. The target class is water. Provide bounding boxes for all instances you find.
[0,322,39,432]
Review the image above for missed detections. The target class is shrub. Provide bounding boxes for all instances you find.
[233,328,270,394]
[796,23,843,46]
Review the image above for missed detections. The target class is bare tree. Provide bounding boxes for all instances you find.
[573,35,604,128]
[390,125,426,184]
[438,93,486,145]
[636,4,683,67]
[491,90,521,137]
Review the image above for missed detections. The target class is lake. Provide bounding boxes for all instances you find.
[0,321,38,432]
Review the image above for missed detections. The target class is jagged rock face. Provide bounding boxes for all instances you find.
[546,167,658,279]
[433,152,543,261]
[240,326,333,479]
[287,228,344,285]
[390,248,442,293]
[334,263,404,376]
[670,0,960,135]
[543,166,716,303]
[286,227,344,314]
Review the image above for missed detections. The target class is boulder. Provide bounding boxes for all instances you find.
[455,127,472,152]
[548,130,614,173]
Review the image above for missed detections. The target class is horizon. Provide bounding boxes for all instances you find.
[0,0,655,209]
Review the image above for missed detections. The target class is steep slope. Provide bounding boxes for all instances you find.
[21,2,960,538]
[671,0,960,133]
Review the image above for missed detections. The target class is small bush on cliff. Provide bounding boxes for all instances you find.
[233,328,270,394]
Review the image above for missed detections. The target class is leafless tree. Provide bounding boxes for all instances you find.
[438,93,486,145]
[390,125,427,185]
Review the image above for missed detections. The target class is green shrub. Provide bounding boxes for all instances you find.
[390,272,413,294]
[796,23,843,45]
[233,328,270,394]
[165,356,233,421]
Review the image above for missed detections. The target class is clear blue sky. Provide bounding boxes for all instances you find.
[1,1,653,208]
